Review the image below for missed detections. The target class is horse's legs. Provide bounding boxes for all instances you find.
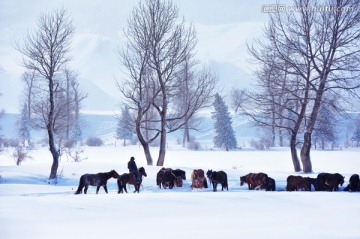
[84,185,88,194]
[96,186,100,194]
[134,183,140,193]
[118,184,124,194]
[104,185,108,193]
[124,184,128,193]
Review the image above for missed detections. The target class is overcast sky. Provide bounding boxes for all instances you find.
[0,0,288,113]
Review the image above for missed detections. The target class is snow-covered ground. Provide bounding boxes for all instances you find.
[1,145,360,239]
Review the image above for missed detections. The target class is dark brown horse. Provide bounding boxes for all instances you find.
[156,168,176,189]
[174,176,183,187]
[191,169,208,189]
[75,170,119,194]
[286,175,310,191]
[304,177,317,191]
[117,167,147,193]
[172,169,186,180]
[240,172,268,190]
[316,173,345,191]
[260,177,276,191]
[206,170,228,192]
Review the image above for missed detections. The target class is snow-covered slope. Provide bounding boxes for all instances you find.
[0,145,360,239]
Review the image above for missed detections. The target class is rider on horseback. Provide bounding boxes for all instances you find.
[128,156,140,185]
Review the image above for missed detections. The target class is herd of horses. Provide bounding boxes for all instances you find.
[74,167,360,194]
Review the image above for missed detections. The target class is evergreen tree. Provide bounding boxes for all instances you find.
[116,106,134,146]
[212,94,237,151]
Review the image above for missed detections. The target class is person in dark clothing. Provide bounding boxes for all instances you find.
[128,156,140,184]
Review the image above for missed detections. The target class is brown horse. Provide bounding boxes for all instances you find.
[191,169,208,189]
[286,175,310,191]
[75,170,119,194]
[240,172,268,190]
[117,167,147,193]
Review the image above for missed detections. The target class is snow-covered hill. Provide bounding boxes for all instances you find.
[0,0,265,114]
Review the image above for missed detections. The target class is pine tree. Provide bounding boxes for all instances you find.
[116,106,134,146]
[212,94,237,151]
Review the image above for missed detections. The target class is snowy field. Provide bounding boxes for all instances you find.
[1,145,360,239]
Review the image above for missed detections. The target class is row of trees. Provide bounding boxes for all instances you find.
[13,0,223,177]
[232,0,360,172]
[14,0,360,178]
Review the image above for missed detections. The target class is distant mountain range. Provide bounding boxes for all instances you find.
[0,112,257,148]
[1,111,357,149]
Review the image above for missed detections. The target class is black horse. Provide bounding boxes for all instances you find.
[316,173,345,191]
[75,170,119,194]
[156,168,176,189]
[172,169,186,180]
[206,170,228,192]
[344,174,359,192]
[117,167,147,193]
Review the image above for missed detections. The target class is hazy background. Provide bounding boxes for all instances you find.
[0,0,284,114]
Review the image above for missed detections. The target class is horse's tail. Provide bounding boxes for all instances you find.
[225,174,229,190]
[75,176,84,194]
[156,175,161,188]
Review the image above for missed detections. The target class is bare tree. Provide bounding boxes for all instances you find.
[243,41,312,172]
[298,0,360,172]
[18,70,37,145]
[118,0,216,166]
[313,95,339,149]
[245,0,360,172]
[15,9,75,179]
[64,69,86,144]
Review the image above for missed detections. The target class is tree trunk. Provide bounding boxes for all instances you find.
[290,134,302,172]
[136,124,153,165]
[48,78,59,179]
[157,131,166,166]
[300,132,313,173]
[182,123,190,147]
[142,142,153,166]
[48,130,59,179]
[278,128,284,147]
[300,79,326,173]
[156,111,167,166]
